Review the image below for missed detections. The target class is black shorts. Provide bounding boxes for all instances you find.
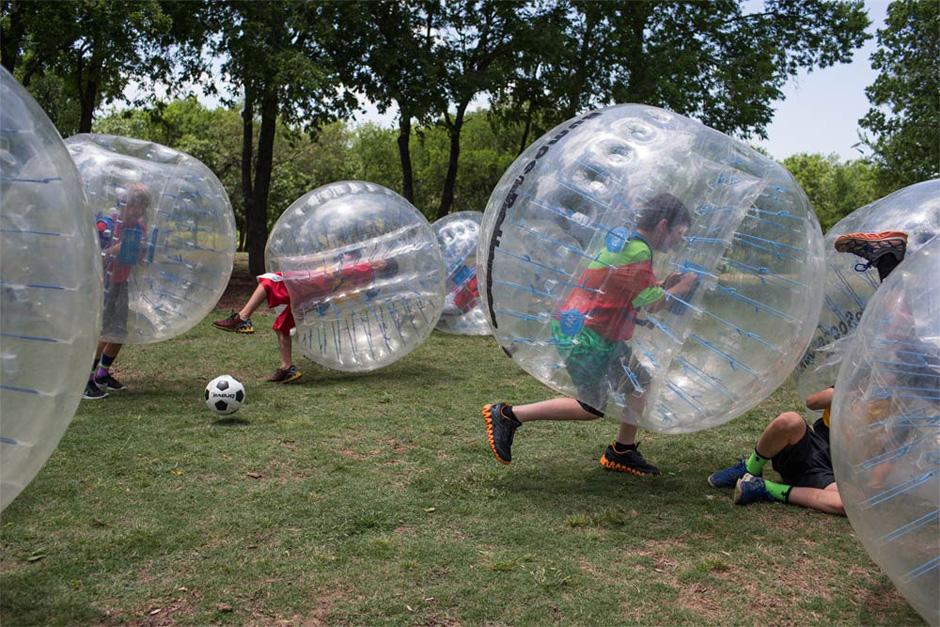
[772,418,834,489]
[571,346,652,417]
[103,281,129,337]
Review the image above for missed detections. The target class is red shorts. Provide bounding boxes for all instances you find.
[257,273,295,332]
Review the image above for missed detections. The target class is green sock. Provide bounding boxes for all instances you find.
[745,449,768,476]
[763,479,792,503]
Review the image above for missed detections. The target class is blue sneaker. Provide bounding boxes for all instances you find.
[733,474,775,506]
[707,459,748,488]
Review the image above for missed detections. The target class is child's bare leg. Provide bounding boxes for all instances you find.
[102,342,122,359]
[276,330,292,370]
[239,284,269,319]
[755,411,806,457]
[787,483,844,515]
[616,392,646,445]
[512,397,597,422]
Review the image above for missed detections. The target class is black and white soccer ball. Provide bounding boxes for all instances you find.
[205,375,245,415]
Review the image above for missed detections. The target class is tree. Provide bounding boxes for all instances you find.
[783,153,884,230]
[860,0,940,188]
[431,0,534,219]
[492,1,871,153]
[1,0,178,134]
[95,100,357,251]
[204,1,355,275]
[327,1,441,204]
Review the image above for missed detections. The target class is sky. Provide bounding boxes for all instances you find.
[121,1,889,163]
[753,0,889,161]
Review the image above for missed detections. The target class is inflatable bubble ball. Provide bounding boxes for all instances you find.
[830,235,939,625]
[432,211,489,336]
[794,179,940,402]
[478,104,825,434]
[65,134,236,344]
[0,68,102,511]
[265,181,445,372]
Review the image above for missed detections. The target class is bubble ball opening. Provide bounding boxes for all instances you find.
[432,211,489,336]
[479,104,825,434]
[265,181,445,372]
[65,133,237,345]
[830,236,939,626]
[794,178,940,402]
[0,68,102,511]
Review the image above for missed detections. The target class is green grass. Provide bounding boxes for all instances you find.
[0,311,924,625]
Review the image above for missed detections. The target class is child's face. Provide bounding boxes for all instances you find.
[653,220,688,251]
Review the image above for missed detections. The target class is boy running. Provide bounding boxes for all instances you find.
[483,193,697,476]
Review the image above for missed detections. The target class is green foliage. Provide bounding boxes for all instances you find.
[783,153,885,230]
[492,0,871,149]
[1,0,178,133]
[860,0,940,188]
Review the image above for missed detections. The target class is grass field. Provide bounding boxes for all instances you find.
[0,262,925,625]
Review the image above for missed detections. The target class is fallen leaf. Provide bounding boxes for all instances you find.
[149,609,161,616]
[217,603,233,612]
[423,507,436,513]
[246,472,262,479]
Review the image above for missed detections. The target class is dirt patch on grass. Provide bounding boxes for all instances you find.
[126,597,196,626]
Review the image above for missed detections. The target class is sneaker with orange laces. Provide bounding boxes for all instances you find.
[833,231,908,269]
[600,442,660,476]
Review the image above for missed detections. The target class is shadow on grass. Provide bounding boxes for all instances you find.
[211,416,251,427]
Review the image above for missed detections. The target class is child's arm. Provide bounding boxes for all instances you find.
[642,272,698,313]
[806,387,834,411]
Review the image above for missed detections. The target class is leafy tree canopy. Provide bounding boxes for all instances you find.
[860,0,940,188]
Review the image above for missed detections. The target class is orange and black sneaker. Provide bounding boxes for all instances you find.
[483,402,520,464]
[834,231,908,266]
[267,365,301,384]
[213,312,254,334]
[600,442,660,476]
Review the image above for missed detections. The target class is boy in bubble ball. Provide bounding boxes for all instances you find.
[707,230,909,513]
[483,193,698,476]
[213,252,398,383]
[83,182,150,400]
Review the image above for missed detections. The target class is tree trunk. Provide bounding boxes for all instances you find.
[517,101,533,155]
[78,74,98,132]
[246,85,278,276]
[436,104,466,220]
[0,0,26,74]
[240,92,257,269]
[397,113,415,202]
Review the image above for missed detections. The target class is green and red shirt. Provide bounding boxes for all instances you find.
[556,237,664,342]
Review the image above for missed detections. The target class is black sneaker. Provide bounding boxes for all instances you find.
[82,380,108,400]
[483,402,520,464]
[600,442,660,476]
[94,372,126,391]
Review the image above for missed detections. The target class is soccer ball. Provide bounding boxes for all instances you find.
[205,375,245,415]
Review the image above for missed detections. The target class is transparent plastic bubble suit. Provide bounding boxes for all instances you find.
[432,211,489,335]
[479,104,824,434]
[795,179,940,402]
[266,181,445,371]
[0,68,102,511]
[830,236,939,625]
[65,134,236,344]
